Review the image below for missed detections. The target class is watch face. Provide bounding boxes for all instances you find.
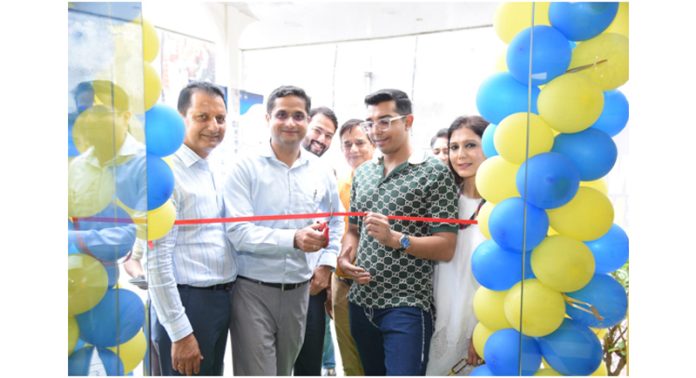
[400,235,410,249]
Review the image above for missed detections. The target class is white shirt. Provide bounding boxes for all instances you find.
[147,144,237,342]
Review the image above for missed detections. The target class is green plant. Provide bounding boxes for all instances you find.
[603,262,628,375]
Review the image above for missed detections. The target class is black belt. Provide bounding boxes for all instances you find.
[238,276,310,291]
[177,281,234,291]
[336,276,353,286]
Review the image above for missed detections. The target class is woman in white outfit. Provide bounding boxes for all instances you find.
[426,116,489,375]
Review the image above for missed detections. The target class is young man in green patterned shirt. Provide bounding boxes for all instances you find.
[337,89,459,375]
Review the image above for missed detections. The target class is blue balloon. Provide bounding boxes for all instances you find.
[472,240,535,290]
[481,123,498,158]
[68,2,142,22]
[552,129,617,181]
[484,328,541,376]
[74,204,135,261]
[470,364,494,376]
[476,73,540,125]
[538,319,603,376]
[146,155,175,210]
[585,224,629,274]
[489,197,549,252]
[76,288,145,347]
[68,346,93,376]
[590,90,629,137]
[566,274,627,328]
[507,26,572,86]
[517,152,580,209]
[549,2,620,41]
[97,348,126,376]
[145,104,186,157]
[102,260,120,287]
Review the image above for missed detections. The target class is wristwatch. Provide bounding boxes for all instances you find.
[398,233,411,251]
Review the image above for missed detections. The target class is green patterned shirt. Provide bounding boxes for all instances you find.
[348,152,459,310]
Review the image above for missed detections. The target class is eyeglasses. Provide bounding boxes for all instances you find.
[359,115,408,133]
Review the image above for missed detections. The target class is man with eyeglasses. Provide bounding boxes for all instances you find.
[223,85,344,376]
[295,105,340,376]
[337,88,459,375]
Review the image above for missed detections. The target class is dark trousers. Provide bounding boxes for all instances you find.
[293,290,328,375]
[349,303,434,376]
[152,285,232,376]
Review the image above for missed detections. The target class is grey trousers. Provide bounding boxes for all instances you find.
[230,277,310,376]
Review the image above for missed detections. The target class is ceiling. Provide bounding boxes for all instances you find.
[228,1,500,50]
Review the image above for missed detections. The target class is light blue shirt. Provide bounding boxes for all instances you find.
[224,141,344,284]
[148,144,237,342]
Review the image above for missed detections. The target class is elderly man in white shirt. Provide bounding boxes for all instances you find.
[148,82,237,376]
[224,86,343,376]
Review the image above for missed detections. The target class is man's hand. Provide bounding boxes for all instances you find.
[294,223,328,252]
[309,265,332,295]
[364,212,399,248]
[467,338,482,366]
[172,333,204,375]
[337,246,371,285]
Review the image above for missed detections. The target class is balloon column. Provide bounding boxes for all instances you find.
[472,2,628,376]
[68,4,183,374]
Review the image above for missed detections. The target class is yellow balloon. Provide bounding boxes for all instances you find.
[495,50,508,72]
[473,287,512,331]
[475,156,521,203]
[72,105,130,159]
[547,187,614,241]
[603,2,628,38]
[591,360,608,376]
[478,201,495,239]
[547,226,559,236]
[141,19,160,62]
[68,160,115,218]
[472,322,493,357]
[592,327,608,340]
[494,2,551,44]
[108,329,147,374]
[531,235,595,292]
[581,179,609,195]
[143,62,162,111]
[538,73,605,133]
[68,254,108,315]
[504,279,565,337]
[570,33,629,91]
[494,113,555,164]
[69,316,79,356]
[535,368,562,376]
[136,199,176,241]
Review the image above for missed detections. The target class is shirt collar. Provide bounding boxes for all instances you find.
[176,143,207,168]
[373,146,428,166]
[261,139,311,167]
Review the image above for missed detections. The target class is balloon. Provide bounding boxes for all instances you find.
[472,240,534,290]
[473,287,512,331]
[494,2,551,44]
[569,33,629,90]
[531,235,595,292]
[477,201,494,239]
[68,2,142,22]
[69,254,108,315]
[77,288,145,347]
[68,346,94,376]
[476,73,540,125]
[71,105,129,161]
[538,73,604,133]
[517,152,580,209]
[565,274,627,328]
[547,187,614,241]
[489,197,549,252]
[504,279,565,337]
[481,123,498,157]
[535,368,562,376]
[552,129,618,181]
[508,26,572,86]
[549,2,619,41]
[146,155,175,210]
[145,104,186,157]
[538,319,603,376]
[98,348,127,376]
[592,360,609,376]
[580,179,608,195]
[108,330,147,374]
[475,156,520,203]
[102,260,120,287]
[72,204,136,261]
[470,364,494,376]
[590,90,629,137]
[484,328,542,376]
[140,19,160,62]
[143,63,162,112]
[472,322,493,357]
[494,113,555,164]
[69,316,79,356]
[585,224,629,274]
[603,2,628,37]
[136,199,176,241]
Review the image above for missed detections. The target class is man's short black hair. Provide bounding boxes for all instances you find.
[309,107,338,131]
[339,118,375,145]
[177,81,226,115]
[364,89,412,115]
[266,85,311,115]
[430,128,449,147]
